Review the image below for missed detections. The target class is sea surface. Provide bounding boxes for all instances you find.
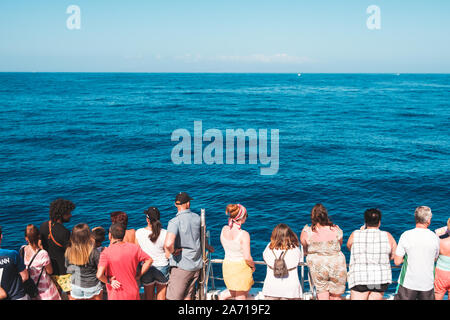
[0,73,449,294]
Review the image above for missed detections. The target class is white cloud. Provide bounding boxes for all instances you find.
[213,53,311,64]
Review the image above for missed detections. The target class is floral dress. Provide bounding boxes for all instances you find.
[302,225,347,295]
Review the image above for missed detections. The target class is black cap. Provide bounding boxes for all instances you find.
[175,192,193,205]
[145,207,160,221]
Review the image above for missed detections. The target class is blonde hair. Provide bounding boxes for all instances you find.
[65,223,95,266]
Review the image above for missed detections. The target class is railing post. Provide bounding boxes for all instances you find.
[199,208,206,300]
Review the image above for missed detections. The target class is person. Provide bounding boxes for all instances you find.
[110,211,136,244]
[394,206,440,300]
[164,192,214,300]
[300,203,347,300]
[434,218,450,300]
[39,198,75,296]
[219,203,255,300]
[135,207,170,300]
[262,223,303,300]
[92,227,106,253]
[0,225,29,300]
[65,223,103,300]
[347,209,397,300]
[21,225,61,300]
[97,223,153,300]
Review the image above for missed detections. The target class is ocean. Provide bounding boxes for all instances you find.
[0,73,449,293]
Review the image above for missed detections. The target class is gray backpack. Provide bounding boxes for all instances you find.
[268,250,296,278]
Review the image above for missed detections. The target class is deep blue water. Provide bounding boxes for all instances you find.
[0,73,449,293]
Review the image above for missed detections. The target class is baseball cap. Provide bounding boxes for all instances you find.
[175,192,193,205]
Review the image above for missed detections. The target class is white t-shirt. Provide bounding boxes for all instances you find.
[135,228,168,267]
[261,244,303,299]
[395,227,440,291]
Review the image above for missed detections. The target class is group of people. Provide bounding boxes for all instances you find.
[0,193,448,301]
[220,203,449,301]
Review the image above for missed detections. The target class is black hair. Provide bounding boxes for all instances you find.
[49,199,75,222]
[364,208,382,227]
[109,223,126,240]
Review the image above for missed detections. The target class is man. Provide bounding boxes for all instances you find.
[394,206,440,300]
[39,199,75,276]
[97,223,153,300]
[164,192,214,300]
[0,226,29,300]
[347,208,397,300]
[434,218,450,300]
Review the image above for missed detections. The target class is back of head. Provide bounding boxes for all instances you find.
[49,199,75,222]
[226,204,241,220]
[144,207,162,243]
[92,227,106,244]
[364,208,381,227]
[110,211,128,229]
[414,206,432,225]
[66,223,94,265]
[25,224,40,246]
[269,223,299,250]
[110,222,126,241]
[311,203,334,231]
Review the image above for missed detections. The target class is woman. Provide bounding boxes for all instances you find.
[110,211,136,244]
[347,209,397,300]
[300,203,347,300]
[135,207,170,300]
[219,204,255,300]
[21,224,61,300]
[262,223,303,300]
[65,223,103,300]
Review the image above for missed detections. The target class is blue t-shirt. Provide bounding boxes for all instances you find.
[0,248,26,300]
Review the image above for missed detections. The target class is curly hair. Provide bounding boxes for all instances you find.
[49,199,76,222]
[110,211,129,229]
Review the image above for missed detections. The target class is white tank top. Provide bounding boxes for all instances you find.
[221,229,245,261]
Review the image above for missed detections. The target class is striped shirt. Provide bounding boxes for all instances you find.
[348,229,392,289]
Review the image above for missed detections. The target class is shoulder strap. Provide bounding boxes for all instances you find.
[25,248,42,270]
[48,221,63,248]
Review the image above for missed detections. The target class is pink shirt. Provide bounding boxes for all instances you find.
[98,242,150,300]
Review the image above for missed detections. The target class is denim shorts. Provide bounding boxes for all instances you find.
[141,265,170,286]
[70,282,103,299]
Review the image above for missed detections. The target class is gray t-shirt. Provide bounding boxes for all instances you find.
[167,209,202,271]
[65,248,101,288]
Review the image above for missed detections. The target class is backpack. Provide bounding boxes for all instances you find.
[268,249,296,278]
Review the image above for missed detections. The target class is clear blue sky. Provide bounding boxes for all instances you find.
[0,0,449,72]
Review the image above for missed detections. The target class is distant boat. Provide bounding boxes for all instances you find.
[297,73,302,77]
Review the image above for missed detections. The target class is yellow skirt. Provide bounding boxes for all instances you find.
[222,259,254,292]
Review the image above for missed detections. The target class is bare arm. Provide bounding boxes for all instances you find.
[300,230,308,254]
[241,231,255,271]
[96,265,121,289]
[394,254,403,266]
[387,232,397,260]
[347,232,355,251]
[164,232,176,255]
[137,258,153,280]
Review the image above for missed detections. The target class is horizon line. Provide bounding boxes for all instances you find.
[0,71,449,75]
